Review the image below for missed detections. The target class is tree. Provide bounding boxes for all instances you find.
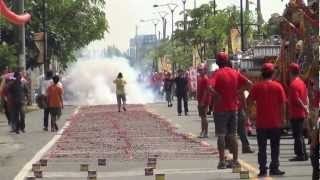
[0,43,17,71]
[261,13,282,38]
[22,0,109,69]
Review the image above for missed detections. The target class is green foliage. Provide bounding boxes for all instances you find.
[0,43,17,71]
[24,0,109,68]
[173,4,256,62]
[261,13,281,38]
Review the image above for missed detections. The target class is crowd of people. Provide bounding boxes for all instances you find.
[0,55,318,179]
[0,69,64,134]
[193,52,318,178]
[147,51,319,179]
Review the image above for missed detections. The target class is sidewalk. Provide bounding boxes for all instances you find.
[0,106,76,180]
[147,100,313,180]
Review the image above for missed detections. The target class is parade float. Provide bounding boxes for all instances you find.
[276,0,319,129]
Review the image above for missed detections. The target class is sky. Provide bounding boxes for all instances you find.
[102,0,295,52]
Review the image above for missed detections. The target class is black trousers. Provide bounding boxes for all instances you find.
[290,119,307,157]
[2,99,10,125]
[43,108,50,128]
[238,110,250,148]
[257,128,281,171]
[177,94,188,114]
[311,129,319,180]
[10,104,25,131]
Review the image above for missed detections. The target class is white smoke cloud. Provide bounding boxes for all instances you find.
[63,57,155,105]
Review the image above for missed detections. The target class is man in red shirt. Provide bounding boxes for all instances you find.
[287,63,309,161]
[247,63,286,177]
[197,64,210,138]
[210,52,252,169]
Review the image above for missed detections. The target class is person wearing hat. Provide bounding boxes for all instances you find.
[247,63,286,177]
[197,63,210,138]
[209,52,252,169]
[287,63,309,161]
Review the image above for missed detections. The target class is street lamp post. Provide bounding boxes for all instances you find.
[153,3,178,39]
[140,19,160,40]
[153,11,168,40]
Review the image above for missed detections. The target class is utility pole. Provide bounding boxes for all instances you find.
[43,0,49,73]
[240,0,245,51]
[17,0,26,71]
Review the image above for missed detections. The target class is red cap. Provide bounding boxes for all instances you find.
[216,52,229,62]
[262,63,274,72]
[289,63,300,72]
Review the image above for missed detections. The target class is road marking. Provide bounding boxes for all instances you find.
[145,106,273,180]
[28,168,230,178]
[225,151,273,180]
[14,107,80,180]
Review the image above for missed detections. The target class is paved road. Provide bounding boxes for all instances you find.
[0,106,76,180]
[0,101,313,180]
[147,101,313,180]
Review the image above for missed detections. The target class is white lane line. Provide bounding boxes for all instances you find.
[14,107,80,180]
[30,168,230,178]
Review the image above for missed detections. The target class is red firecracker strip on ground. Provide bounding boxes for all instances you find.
[44,105,218,161]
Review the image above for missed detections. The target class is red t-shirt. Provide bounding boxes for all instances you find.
[288,77,308,119]
[197,75,210,105]
[248,80,287,129]
[210,67,248,112]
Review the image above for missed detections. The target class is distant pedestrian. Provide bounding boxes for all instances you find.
[1,78,11,125]
[174,69,189,116]
[287,63,309,161]
[209,52,252,169]
[197,64,210,138]
[247,63,286,177]
[47,75,63,132]
[40,71,53,131]
[237,91,254,153]
[163,72,173,107]
[113,72,127,112]
[8,71,28,134]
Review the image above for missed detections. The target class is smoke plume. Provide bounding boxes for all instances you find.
[63,57,155,105]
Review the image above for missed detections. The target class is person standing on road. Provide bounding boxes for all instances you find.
[209,52,252,169]
[163,72,173,107]
[287,63,309,162]
[113,72,127,112]
[8,71,28,134]
[237,91,254,154]
[174,69,189,116]
[197,64,210,138]
[247,63,286,177]
[47,75,63,132]
[40,70,53,131]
